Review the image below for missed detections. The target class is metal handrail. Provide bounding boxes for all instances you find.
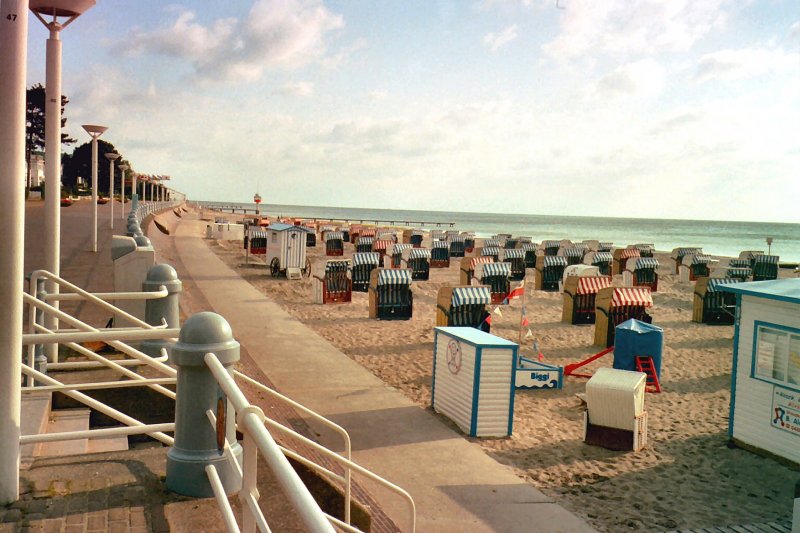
[205,353,416,533]
[42,287,169,302]
[20,423,175,445]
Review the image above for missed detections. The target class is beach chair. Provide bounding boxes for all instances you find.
[349,224,362,244]
[351,252,380,292]
[679,254,714,282]
[558,246,584,266]
[562,274,612,325]
[582,240,600,252]
[373,239,393,264]
[368,268,413,320]
[436,285,492,332]
[480,246,501,262]
[312,259,352,304]
[594,287,653,347]
[739,250,764,268]
[612,247,640,276]
[448,234,466,258]
[355,236,374,254]
[402,229,424,248]
[584,251,613,276]
[584,368,648,451]
[504,238,518,250]
[522,242,538,269]
[304,225,317,247]
[752,254,779,281]
[724,259,752,281]
[692,277,737,324]
[598,242,614,253]
[430,230,446,242]
[401,247,431,280]
[473,262,512,304]
[633,244,655,258]
[323,231,344,257]
[624,257,659,292]
[460,256,494,285]
[500,248,526,281]
[462,232,476,253]
[388,243,414,268]
[671,247,702,274]
[483,238,501,250]
[542,240,561,256]
[430,240,450,268]
[340,226,350,243]
[535,255,568,292]
[246,228,267,255]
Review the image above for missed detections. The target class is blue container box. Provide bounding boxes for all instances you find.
[613,319,663,377]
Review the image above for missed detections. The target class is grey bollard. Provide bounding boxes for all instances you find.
[134,235,151,247]
[166,312,243,497]
[140,264,182,358]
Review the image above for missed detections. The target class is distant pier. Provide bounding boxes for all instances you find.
[202,204,456,228]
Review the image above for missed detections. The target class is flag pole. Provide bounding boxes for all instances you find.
[518,279,526,346]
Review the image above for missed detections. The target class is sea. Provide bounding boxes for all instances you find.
[200,202,800,264]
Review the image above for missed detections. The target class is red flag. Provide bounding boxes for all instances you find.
[484,314,492,325]
[521,316,530,327]
[506,280,525,300]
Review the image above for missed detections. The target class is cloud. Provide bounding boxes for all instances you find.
[542,0,730,60]
[592,59,666,99]
[483,24,519,52]
[121,0,344,82]
[277,81,314,96]
[694,47,800,83]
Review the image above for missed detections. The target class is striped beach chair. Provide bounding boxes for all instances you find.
[401,247,431,280]
[430,240,450,268]
[473,262,512,304]
[356,236,374,254]
[462,232,476,253]
[303,225,317,247]
[598,242,614,253]
[372,239,394,263]
[389,243,414,268]
[725,259,752,281]
[594,287,654,347]
[402,229,423,248]
[671,247,702,274]
[585,251,613,276]
[481,246,501,262]
[536,255,568,292]
[369,268,413,320]
[542,240,561,256]
[692,277,737,324]
[613,247,640,276]
[460,256,494,285]
[323,231,344,256]
[352,252,380,292]
[246,228,268,255]
[752,254,779,281]
[436,285,492,332]
[522,242,538,269]
[559,246,585,266]
[633,244,655,258]
[628,257,659,292]
[562,275,612,325]
[500,248,526,281]
[448,234,466,258]
[680,254,714,282]
[312,259,352,304]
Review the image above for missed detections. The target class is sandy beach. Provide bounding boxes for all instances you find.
[197,212,796,532]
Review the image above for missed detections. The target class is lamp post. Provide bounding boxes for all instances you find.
[118,163,128,217]
[766,237,773,255]
[132,172,138,204]
[105,152,119,229]
[0,0,29,505]
[30,0,96,361]
[82,124,106,253]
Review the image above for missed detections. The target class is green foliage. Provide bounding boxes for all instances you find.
[61,139,131,194]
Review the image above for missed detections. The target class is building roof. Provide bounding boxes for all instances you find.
[720,278,800,304]
[268,223,312,233]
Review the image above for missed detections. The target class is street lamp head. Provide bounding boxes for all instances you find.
[118,164,129,171]
[82,124,107,138]
[29,0,96,18]
[105,152,120,161]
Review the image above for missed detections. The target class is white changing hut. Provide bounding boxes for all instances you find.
[431,327,517,437]
[721,279,800,465]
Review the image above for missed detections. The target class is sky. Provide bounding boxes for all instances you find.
[23,0,800,222]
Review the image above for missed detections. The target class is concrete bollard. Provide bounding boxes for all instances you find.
[166,312,242,497]
[140,264,182,358]
[134,235,151,248]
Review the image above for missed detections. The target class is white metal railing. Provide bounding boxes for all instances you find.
[20,270,180,447]
[204,353,416,533]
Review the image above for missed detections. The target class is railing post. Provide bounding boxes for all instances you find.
[167,312,243,497]
[140,264,182,358]
[34,277,48,379]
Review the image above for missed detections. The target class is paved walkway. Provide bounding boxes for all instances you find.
[167,211,596,532]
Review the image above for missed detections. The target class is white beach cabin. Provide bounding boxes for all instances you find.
[431,327,517,437]
[265,222,311,279]
[720,279,800,465]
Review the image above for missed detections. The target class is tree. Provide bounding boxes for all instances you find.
[25,84,77,185]
[61,139,130,196]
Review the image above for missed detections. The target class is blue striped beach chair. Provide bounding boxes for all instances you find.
[692,277,737,324]
[356,236,374,254]
[430,240,450,268]
[752,254,779,281]
[402,247,431,280]
[352,252,380,292]
[536,255,568,292]
[522,242,538,269]
[436,285,492,332]
[474,262,512,304]
[501,248,526,281]
[369,268,413,320]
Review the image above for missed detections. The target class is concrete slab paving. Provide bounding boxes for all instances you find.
[171,214,597,533]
